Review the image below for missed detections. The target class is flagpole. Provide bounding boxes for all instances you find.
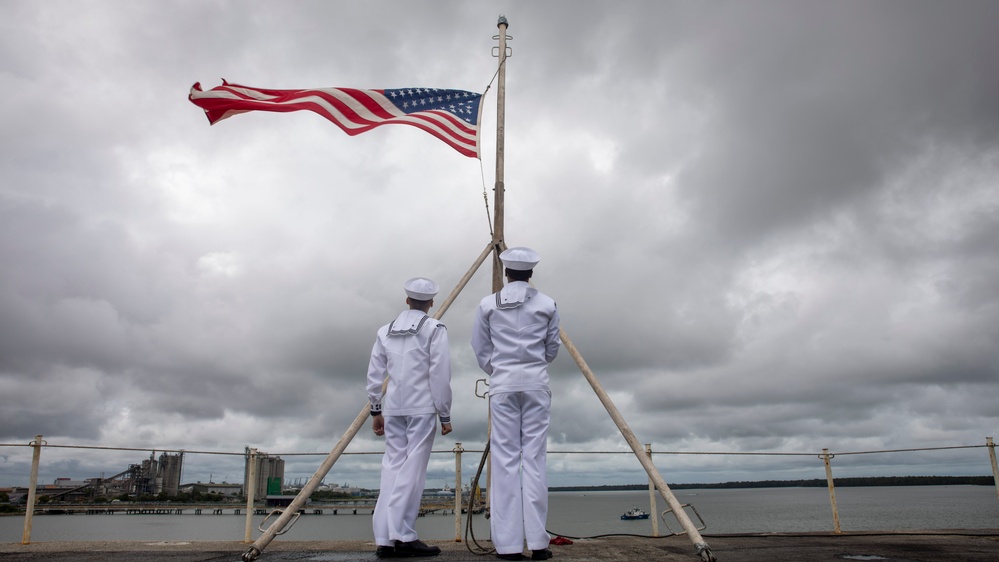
[481,13,511,537]
[483,16,715,562]
[491,15,509,292]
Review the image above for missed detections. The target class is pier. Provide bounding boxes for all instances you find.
[30,499,460,517]
[27,499,454,517]
[35,504,243,516]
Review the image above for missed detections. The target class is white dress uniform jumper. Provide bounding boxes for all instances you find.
[472,269,561,555]
[367,287,452,550]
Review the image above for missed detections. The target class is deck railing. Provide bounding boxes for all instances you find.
[2,436,997,545]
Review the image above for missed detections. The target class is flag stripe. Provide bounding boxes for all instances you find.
[189,81,482,158]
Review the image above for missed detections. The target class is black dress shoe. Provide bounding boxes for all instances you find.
[376,545,396,558]
[394,539,441,557]
[531,548,553,560]
[496,554,525,561]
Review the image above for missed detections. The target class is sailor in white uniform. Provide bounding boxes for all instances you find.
[368,277,453,558]
[471,247,561,561]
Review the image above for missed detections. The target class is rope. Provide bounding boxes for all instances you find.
[480,158,493,237]
[459,440,694,550]
[476,62,506,240]
[1,443,984,457]
[483,56,505,93]
[547,530,999,541]
[464,440,495,555]
[0,443,247,456]
[547,529,671,540]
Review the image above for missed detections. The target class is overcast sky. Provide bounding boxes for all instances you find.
[1,1,998,491]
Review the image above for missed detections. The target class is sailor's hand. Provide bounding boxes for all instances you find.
[372,415,385,436]
[441,422,452,436]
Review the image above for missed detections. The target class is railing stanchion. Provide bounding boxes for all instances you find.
[646,443,659,537]
[244,448,258,543]
[453,442,464,541]
[987,437,999,503]
[821,448,842,534]
[21,435,44,545]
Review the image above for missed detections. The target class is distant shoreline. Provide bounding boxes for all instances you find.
[550,475,995,492]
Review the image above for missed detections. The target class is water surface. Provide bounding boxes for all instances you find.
[3,485,996,543]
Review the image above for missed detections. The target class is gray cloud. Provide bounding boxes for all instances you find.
[1,0,997,490]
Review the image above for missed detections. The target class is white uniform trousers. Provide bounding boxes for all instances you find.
[373,413,437,546]
[489,390,551,554]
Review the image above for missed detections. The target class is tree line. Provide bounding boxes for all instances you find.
[551,475,995,492]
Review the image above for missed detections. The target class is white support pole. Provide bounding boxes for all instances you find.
[453,442,464,541]
[244,448,258,543]
[560,331,714,562]
[987,437,999,502]
[243,401,371,561]
[822,448,842,534]
[646,443,660,537]
[21,435,43,545]
[435,242,493,319]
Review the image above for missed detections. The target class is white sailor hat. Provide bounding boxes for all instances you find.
[404,277,439,300]
[500,247,540,271]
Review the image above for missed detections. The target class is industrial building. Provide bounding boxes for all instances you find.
[178,482,243,496]
[243,449,284,499]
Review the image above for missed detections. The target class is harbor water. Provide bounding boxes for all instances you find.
[2,486,996,543]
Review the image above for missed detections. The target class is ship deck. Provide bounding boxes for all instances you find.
[2,530,998,561]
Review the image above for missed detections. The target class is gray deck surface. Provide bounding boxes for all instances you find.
[2,531,998,562]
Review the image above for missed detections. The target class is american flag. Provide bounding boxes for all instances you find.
[189,80,483,158]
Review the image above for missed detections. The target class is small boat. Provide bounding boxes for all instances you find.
[620,507,650,520]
